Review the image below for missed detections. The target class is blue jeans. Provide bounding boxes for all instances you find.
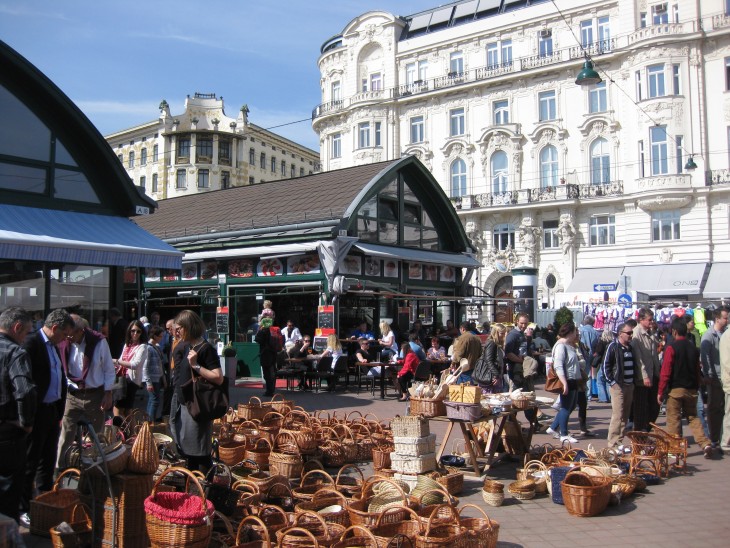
[697,389,710,440]
[146,381,162,420]
[550,383,579,437]
[596,367,611,403]
[457,369,474,385]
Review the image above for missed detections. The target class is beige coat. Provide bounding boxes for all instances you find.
[630,324,660,383]
[451,333,483,372]
[720,329,730,394]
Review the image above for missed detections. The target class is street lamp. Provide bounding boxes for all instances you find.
[684,155,698,170]
[575,56,602,86]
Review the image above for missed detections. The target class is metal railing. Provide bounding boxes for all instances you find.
[706,169,730,186]
[577,180,623,198]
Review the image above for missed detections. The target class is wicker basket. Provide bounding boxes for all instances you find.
[244,438,272,471]
[238,397,268,422]
[276,527,320,548]
[414,504,469,548]
[246,504,292,536]
[30,468,82,538]
[444,401,483,422]
[507,480,536,501]
[409,397,446,418]
[49,503,92,548]
[482,479,504,494]
[371,506,423,548]
[269,449,303,479]
[295,488,350,527]
[481,490,505,507]
[390,452,437,474]
[391,415,430,438]
[81,441,129,476]
[429,470,464,496]
[511,396,536,411]
[372,444,394,471]
[561,470,612,517]
[265,394,293,415]
[292,469,336,502]
[516,460,549,495]
[232,514,272,548]
[335,465,365,499]
[218,440,248,467]
[145,467,213,548]
[448,385,481,404]
[332,525,379,548]
[458,504,499,548]
[347,478,413,527]
[127,421,160,474]
[393,434,436,457]
[276,510,346,548]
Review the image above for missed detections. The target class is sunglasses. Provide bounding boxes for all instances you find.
[621,331,633,336]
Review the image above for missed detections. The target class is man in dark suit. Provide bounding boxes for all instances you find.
[107,307,128,359]
[19,309,74,527]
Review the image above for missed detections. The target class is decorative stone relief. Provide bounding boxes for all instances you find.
[518,219,541,267]
[484,246,519,273]
[465,219,483,245]
[558,214,576,255]
[659,248,673,264]
[637,195,692,211]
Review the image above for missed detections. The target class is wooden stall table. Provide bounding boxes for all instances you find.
[356,362,401,399]
[431,403,542,477]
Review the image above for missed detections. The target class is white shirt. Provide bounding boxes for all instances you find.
[282,326,302,344]
[68,337,116,390]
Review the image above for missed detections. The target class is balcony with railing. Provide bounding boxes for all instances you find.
[577,180,623,198]
[351,89,387,104]
[522,50,563,70]
[627,21,694,45]
[472,191,517,207]
[311,100,345,119]
[706,169,730,186]
[568,39,615,60]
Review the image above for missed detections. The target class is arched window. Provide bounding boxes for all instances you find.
[450,158,467,197]
[540,145,558,188]
[590,138,610,184]
[491,151,508,194]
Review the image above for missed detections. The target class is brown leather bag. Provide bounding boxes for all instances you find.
[545,344,565,394]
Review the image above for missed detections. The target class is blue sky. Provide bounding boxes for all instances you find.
[0,0,437,151]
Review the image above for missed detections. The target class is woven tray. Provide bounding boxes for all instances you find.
[392,433,436,457]
[444,401,483,421]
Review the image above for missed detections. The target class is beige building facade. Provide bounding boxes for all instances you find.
[107,93,319,201]
[312,0,730,319]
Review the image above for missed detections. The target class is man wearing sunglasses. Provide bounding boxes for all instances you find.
[602,323,636,449]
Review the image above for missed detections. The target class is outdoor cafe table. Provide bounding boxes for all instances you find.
[356,361,402,400]
[431,403,542,476]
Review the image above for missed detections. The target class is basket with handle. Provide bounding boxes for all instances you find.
[295,488,350,527]
[560,469,612,517]
[218,439,248,467]
[332,525,380,548]
[246,504,292,537]
[238,397,267,422]
[231,514,272,548]
[334,464,365,499]
[350,422,375,462]
[127,420,160,474]
[30,468,82,537]
[49,502,92,548]
[414,504,469,548]
[265,393,293,415]
[258,412,284,445]
[347,477,413,527]
[319,427,346,468]
[332,424,358,464]
[244,438,272,471]
[269,434,303,479]
[371,506,423,548]
[276,509,346,548]
[428,468,464,496]
[457,504,499,548]
[409,397,446,418]
[292,469,336,502]
[372,442,394,471]
[281,409,317,455]
[144,466,214,548]
[233,421,262,444]
[507,479,536,501]
[276,527,321,548]
[516,460,549,495]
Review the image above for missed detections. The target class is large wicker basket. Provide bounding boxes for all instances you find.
[458,504,499,548]
[560,470,612,517]
[409,397,446,418]
[391,415,430,438]
[30,468,82,538]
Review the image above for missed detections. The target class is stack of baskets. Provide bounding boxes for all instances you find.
[389,416,437,475]
[482,479,505,507]
[507,479,536,501]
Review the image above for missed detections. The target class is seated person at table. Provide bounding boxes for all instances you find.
[356,338,383,377]
[378,321,398,360]
[282,320,302,345]
[402,330,427,361]
[316,333,343,366]
[397,343,419,401]
[426,336,447,360]
[296,335,314,357]
[412,320,428,346]
[443,319,460,338]
[351,320,374,340]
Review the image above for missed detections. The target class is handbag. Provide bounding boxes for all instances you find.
[545,344,565,394]
[472,345,494,385]
[181,345,230,422]
[204,463,239,516]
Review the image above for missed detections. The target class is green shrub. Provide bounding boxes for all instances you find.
[554,306,574,331]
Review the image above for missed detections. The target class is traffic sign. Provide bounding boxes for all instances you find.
[593,283,617,292]
[617,293,633,308]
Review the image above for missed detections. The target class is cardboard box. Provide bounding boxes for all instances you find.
[448,384,481,403]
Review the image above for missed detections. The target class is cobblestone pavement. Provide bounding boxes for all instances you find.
[21,379,728,547]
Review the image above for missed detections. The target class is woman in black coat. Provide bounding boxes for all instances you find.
[473,324,507,393]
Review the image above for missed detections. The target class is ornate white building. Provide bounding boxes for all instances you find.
[312,0,730,321]
[107,93,319,200]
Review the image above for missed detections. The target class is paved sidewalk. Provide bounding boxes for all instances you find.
[21,381,728,547]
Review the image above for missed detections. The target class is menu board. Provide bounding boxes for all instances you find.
[318,305,334,329]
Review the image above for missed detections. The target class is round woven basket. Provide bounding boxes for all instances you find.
[508,479,536,501]
[481,489,505,507]
[482,479,504,494]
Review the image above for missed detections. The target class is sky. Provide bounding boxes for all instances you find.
[0,0,439,151]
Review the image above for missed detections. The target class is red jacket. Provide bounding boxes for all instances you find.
[398,352,419,377]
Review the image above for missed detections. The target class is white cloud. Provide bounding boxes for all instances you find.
[0,3,69,20]
[76,100,157,116]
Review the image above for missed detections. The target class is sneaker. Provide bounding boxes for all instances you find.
[545,427,559,439]
[579,430,596,437]
[19,512,30,528]
[703,445,713,459]
[560,435,578,444]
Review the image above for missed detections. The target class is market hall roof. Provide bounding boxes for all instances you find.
[132,155,476,257]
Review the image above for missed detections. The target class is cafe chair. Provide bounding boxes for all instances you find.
[305,356,332,391]
[414,361,432,382]
[315,355,349,392]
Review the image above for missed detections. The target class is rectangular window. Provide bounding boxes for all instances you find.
[652,3,668,24]
[639,140,645,178]
[675,135,683,174]
[281,160,286,174]
[589,215,616,246]
[450,108,465,136]
[219,140,230,162]
[140,148,147,166]
[492,224,515,251]
[152,144,159,162]
[221,171,230,189]
[260,152,266,169]
[538,91,556,121]
[672,3,679,23]
[410,116,424,143]
[597,17,611,51]
[406,62,416,84]
[647,64,666,98]
[197,138,213,161]
[449,51,464,75]
[331,81,341,102]
[650,126,668,175]
[652,210,681,241]
[176,169,186,189]
[672,64,680,95]
[580,20,593,47]
[543,220,559,249]
[151,173,158,193]
[375,122,382,146]
[635,70,643,101]
[370,73,382,91]
[501,40,512,65]
[418,60,428,81]
[300,167,304,177]
[589,82,607,113]
[177,138,190,160]
[486,43,498,68]
[332,133,341,158]
[249,176,255,184]
[249,148,255,165]
[128,151,135,168]
[358,122,370,148]
[494,100,509,124]
[640,12,647,28]
[538,32,553,57]
[290,164,295,178]
[270,157,276,172]
[139,175,145,190]
[197,169,209,188]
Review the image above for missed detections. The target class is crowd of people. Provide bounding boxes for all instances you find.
[0,305,223,528]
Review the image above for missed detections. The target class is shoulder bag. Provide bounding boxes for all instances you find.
[181,342,230,422]
[545,344,566,394]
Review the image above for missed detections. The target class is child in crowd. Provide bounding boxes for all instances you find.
[260,299,275,321]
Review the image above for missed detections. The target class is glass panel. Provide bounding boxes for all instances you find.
[382,177,399,199]
[0,85,51,161]
[403,225,421,247]
[422,228,439,250]
[54,169,100,203]
[378,221,398,244]
[359,195,377,218]
[55,140,78,167]
[379,199,398,221]
[0,162,47,194]
[0,260,46,321]
[51,265,110,328]
[357,217,378,241]
[422,210,435,228]
[403,203,420,224]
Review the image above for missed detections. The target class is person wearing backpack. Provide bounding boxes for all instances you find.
[255,317,278,396]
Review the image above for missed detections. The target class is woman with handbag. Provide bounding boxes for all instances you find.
[545,322,583,444]
[473,324,506,394]
[170,309,224,472]
[112,320,148,420]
